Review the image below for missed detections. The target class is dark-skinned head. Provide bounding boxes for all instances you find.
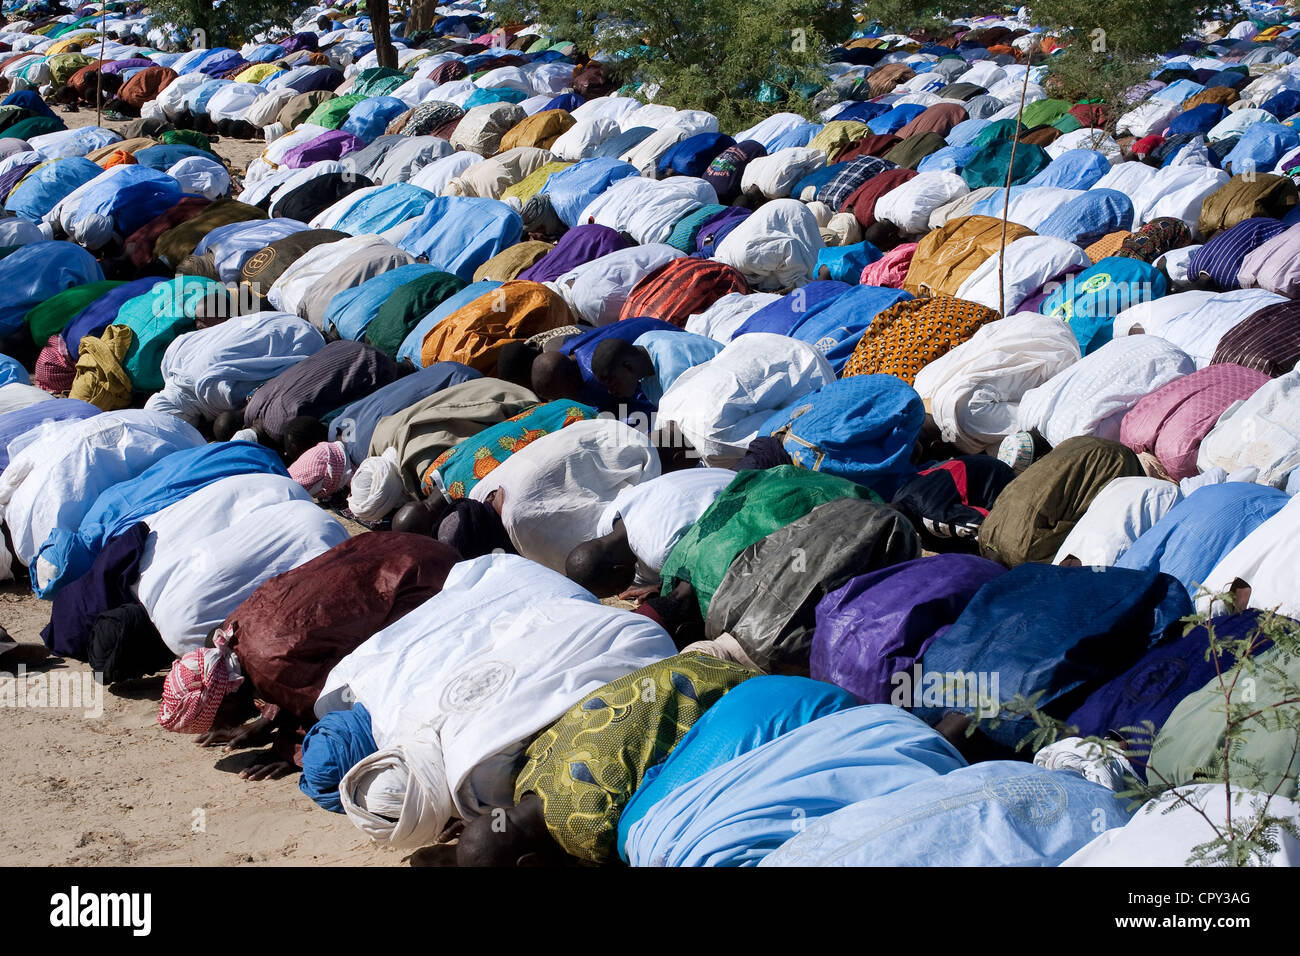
[281,416,326,464]
[530,350,583,401]
[451,794,570,867]
[590,338,653,399]
[496,341,541,390]
[564,526,637,597]
[392,498,449,535]
[213,409,246,442]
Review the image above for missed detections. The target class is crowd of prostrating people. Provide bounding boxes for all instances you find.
[0,0,1298,866]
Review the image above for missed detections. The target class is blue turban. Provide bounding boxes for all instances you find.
[300,704,377,813]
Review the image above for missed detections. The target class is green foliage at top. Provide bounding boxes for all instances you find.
[489,0,858,131]
[147,0,311,50]
[1030,0,1225,57]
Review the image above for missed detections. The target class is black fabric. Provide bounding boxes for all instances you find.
[43,522,151,661]
[239,228,349,301]
[88,603,172,684]
[890,455,1017,553]
[735,435,794,471]
[271,171,374,222]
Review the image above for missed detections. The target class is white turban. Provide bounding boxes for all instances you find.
[340,741,453,849]
[346,447,408,522]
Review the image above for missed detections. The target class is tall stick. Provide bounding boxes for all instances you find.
[95,3,107,126]
[997,47,1034,318]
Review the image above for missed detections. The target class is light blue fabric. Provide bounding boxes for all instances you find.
[761,761,1132,866]
[32,441,287,599]
[1153,78,1205,102]
[340,96,410,143]
[1223,121,1300,175]
[330,182,435,237]
[916,144,978,173]
[621,704,966,867]
[397,279,503,366]
[540,158,640,228]
[323,264,439,341]
[617,675,856,860]
[4,156,100,221]
[245,43,287,63]
[0,241,103,336]
[765,123,821,151]
[179,79,230,116]
[300,703,377,812]
[968,184,1032,219]
[0,353,29,387]
[944,117,991,147]
[192,218,310,281]
[397,196,522,280]
[1027,149,1111,190]
[789,284,913,373]
[815,240,880,283]
[1035,188,1134,246]
[635,329,723,404]
[1116,482,1290,598]
[328,360,482,465]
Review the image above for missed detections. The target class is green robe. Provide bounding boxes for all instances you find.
[659,465,877,617]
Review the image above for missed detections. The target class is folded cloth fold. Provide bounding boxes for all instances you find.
[339,740,452,848]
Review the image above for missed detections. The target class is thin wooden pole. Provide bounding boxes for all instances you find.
[997,48,1034,318]
[95,4,107,126]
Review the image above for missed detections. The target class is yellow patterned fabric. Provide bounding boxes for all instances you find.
[234,63,281,85]
[1084,230,1133,264]
[471,239,554,281]
[513,653,753,862]
[501,161,571,203]
[841,295,1000,385]
[809,121,871,161]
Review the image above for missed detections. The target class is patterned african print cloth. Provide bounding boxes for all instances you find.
[841,296,1000,385]
[1083,230,1133,264]
[1118,217,1193,263]
[421,399,596,499]
[389,101,464,137]
[512,652,753,862]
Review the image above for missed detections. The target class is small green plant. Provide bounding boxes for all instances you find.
[968,593,1300,865]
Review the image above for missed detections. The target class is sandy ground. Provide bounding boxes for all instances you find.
[0,511,402,866]
[55,101,269,183]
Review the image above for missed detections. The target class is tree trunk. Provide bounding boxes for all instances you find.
[410,0,438,33]
[370,0,397,69]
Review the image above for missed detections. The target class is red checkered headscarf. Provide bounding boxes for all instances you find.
[34,335,76,394]
[288,440,352,498]
[158,648,232,734]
